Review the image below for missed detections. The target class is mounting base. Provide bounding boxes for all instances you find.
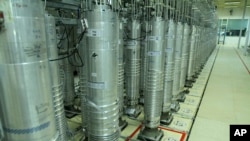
[160,112,173,126]
[137,127,164,141]
[171,101,180,112]
[177,93,186,102]
[185,80,194,88]
[125,105,142,118]
[139,97,144,105]
[119,117,128,131]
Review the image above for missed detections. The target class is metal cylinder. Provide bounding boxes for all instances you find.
[0,0,58,141]
[118,21,125,117]
[139,21,151,102]
[139,39,147,101]
[187,26,196,80]
[179,23,190,90]
[79,37,88,138]
[79,35,88,137]
[85,5,120,141]
[63,58,75,106]
[45,14,68,141]
[162,19,176,113]
[194,27,201,74]
[172,22,183,100]
[144,17,165,128]
[125,19,141,115]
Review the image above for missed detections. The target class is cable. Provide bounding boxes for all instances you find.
[56,9,85,67]
[123,28,146,41]
[49,49,78,61]
[57,27,67,49]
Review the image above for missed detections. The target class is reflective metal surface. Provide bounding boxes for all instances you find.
[0,0,58,140]
[187,26,197,81]
[179,24,190,91]
[172,22,184,101]
[79,35,88,138]
[144,17,165,128]
[85,5,120,141]
[45,14,68,141]
[162,20,176,113]
[124,20,142,117]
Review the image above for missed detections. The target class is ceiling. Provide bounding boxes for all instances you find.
[213,0,250,8]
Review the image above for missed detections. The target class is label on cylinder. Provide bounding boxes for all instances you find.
[86,29,101,37]
[125,41,137,48]
[165,35,175,39]
[88,82,105,89]
[147,51,161,56]
[146,36,162,41]
[165,48,173,53]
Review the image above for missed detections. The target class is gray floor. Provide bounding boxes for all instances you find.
[188,46,250,141]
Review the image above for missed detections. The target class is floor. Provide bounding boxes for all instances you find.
[69,45,250,141]
[188,45,250,141]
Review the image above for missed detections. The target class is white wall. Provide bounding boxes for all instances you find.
[216,7,250,47]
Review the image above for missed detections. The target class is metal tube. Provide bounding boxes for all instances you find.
[179,23,190,91]
[162,19,175,113]
[137,16,165,141]
[85,5,120,141]
[117,21,128,130]
[187,26,196,81]
[194,26,201,75]
[172,22,183,101]
[45,14,68,141]
[144,17,165,129]
[118,22,125,118]
[125,19,142,117]
[139,21,151,104]
[79,35,88,138]
[0,0,58,140]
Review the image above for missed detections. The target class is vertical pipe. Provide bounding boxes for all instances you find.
[194,26,201,75]
[139,21,150,104]
[172,22,184,101]
[85,5,120,141]
[79,35,88,139]
[0,0,58,140]
[118,21,127,130]
[118,22,125,118]
[125,19,142,117]
[179,23,190,91]
[45,14,68,141]
[144,17,165,129]
[161,19,175,123]
[138,17,165,141]
[187,26,196,81]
